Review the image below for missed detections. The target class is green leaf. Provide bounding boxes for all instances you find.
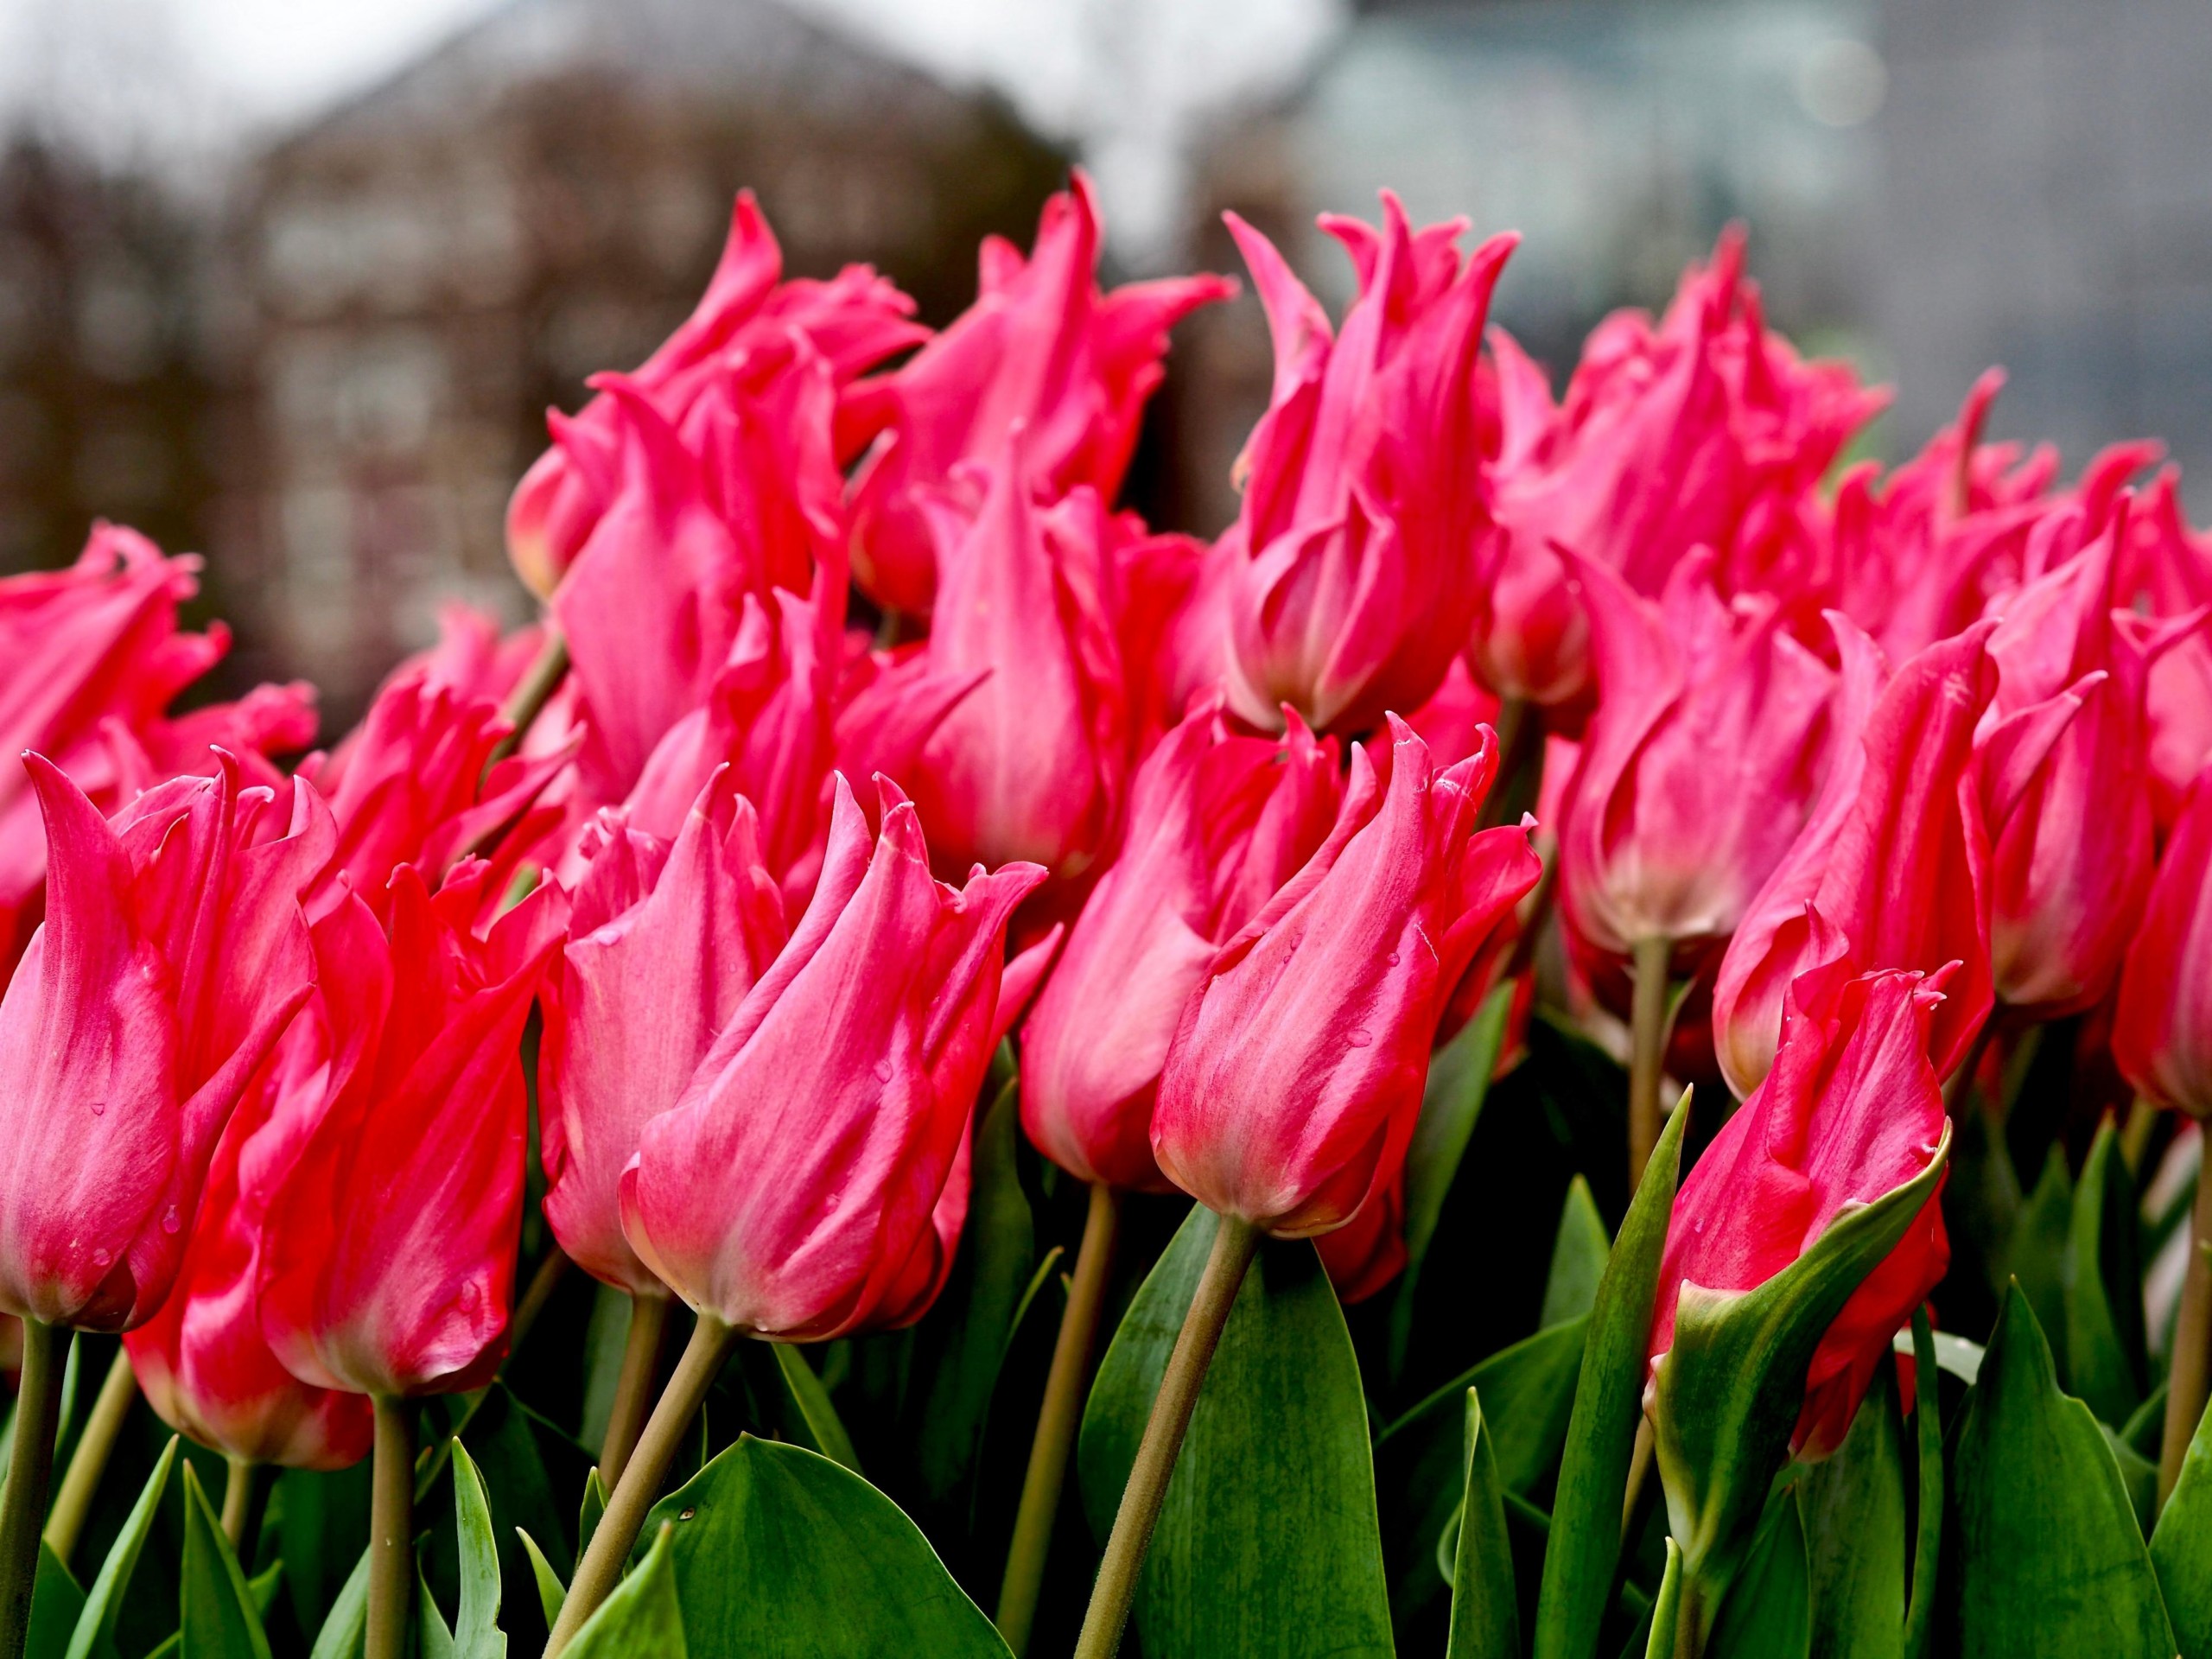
[2152,1386,2212,1657]
[1797,1363,1907,1659]
[1543,1175,1611,1331]
[1707,1488,1809,1659]
[1446,1389,1521,1659]
[2122,1382,2168,1462]
[416,1564,454,1659]
[906,1077,1034,1501]
[1390,984,1515,1377]
[305,1552,367,1659]
[1078,1208,1393,1659]
[2064,1119,2147,1427]
[1644,1540,1684,1659]
[179,1459,272,1659]
[1376,1317,1586,1620]
[576,1468,607,1571]
[514,1530,565,1631]
[245,1565,282,1623]
[434,1387,568,1651]
[630,1435,1007,1656]
[1903,1311,1941,1659]
[1533,1095,1691,1659]
[1946,1283,2174,1657]
[25,1543,86,1659]
[568,1523,685,1658]
[448,1442,505,1659]
[1651,1126,1949,1617]
[2013,1147,2073,1379]
[772,1344,861,1475]
[2101,1422,2159,1535]
[65,1433,178,1659]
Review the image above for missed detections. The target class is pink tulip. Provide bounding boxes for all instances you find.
[1711,621,2000,1098]
[620,776,1044,1340]
[1555,551,1835,975]
[0,754,322,1330]
[257,865,560,1396]
[1651,955,1950,1459]
[540,773,788,1297]
[1217,198,1514,735]
[2116,470,2212,830]
[2113,766,2212,1117]
[506,191,924,597]
[1020,702,1342,1191]
[1152,718,1540,1255]
[842,172,1230,615]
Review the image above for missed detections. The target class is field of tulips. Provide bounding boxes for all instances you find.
[0,165,2209,1659]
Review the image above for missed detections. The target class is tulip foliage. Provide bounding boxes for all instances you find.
[0,175,2209,1659]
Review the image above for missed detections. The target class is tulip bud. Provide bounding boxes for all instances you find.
[540,773,788,1297]
[1217,199,1514,735]
[257,865,560,1397]
[1020,702,1342,1191]
[1152,718,1540,1252]
[0,754,322,1330]
[842,171,1230,615]
[2113,766,2212,1117]
[618,776,1045,1340]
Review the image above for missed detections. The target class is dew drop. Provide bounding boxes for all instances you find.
[678,1506,697,1522]
[88,1099,105,1116]
[1385,952,1400,966]
[91,1247,111,1268]
[1345,1028,1373,1048]
[161,1205,181,1235]
[872,1059,893,1084]
[459,1281,480,1312]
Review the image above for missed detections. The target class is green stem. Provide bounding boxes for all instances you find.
[1621,1415,1654,1541]
[2160,1146,2212,1508]
[506,1247,570,1360]
[43,1345,137,1566]
[1904,1309,1942,1659]
[0,1320,65,1659]
[545,1313,736,1656]
[366,1396,414,1659]
[482,626,569,775]
[1073,1215,1260,1659]
[2120,1094,2158,1175]
[219,1457,256,1550]
[997,1183,1122,1656]
[1628,937,1673,1195]
[601,1292,672,1491]
[1670,1566,1710,1659]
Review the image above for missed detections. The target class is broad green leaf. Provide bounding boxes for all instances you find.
[1390,983,1515,1377]
[569,1523,684,1658]
[906,1077,1034,1501]
[2101,1423,2158,1533]
[577,1283,634,1459]
[1946,1284,2173,1657]
[2013,1147,2073,1379]
[305,1552,367,1659]
[576,1468,607,1570]
[2152,1387,2212,1656]
[416,1565,454,1659]
[2122,1383,2167,1461]
[1543,1175,1611,1330]
[179,1460,272,1659]
[1376,1317,1586,1620]
[1903,1312,1941,1659]
[1078,1209,1393,1659]
[2064,1119,2147,1427]
[26,1542,85,1659]
[1888,1326,1983,1386]
[1534,1096,1691,1659]
[515,1530,565,1630]
[1707,1487,1809,1659]
[449,1442,505,1659]
[1651,1128,1949,1621]
[434,1387,568,1651]
[630,1435,1007,1656]
[276,1462,372,1642]
[1797,1365,1907,1659]
[1446,1389,1520,1659]
[772,1344,861,1474]
[65,1433,178,1659]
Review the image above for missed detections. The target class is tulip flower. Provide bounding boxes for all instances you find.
[1981,516,2164,1019]
[0,524,315,976]
[1650,955,1951,1461]
[1020,701,1342,1192]
[842,171,1230,615]
[1711,620,2000,1098]
[2117,469,2212,830]
[506,190,924,597]
[1153,716,1540,1245]
[1216,197,1515,735]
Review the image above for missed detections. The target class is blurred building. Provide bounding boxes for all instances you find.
[222,0,1064,726]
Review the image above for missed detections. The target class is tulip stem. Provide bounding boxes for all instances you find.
[484,625,570,773]
[507,1246,571,1358]
[544,1313,736,1656]
[43,1346,137,1566]
[366,1396,415,1659]
[2159,1136,2212,1507]
[1628,937,1674,1194]
[1073,1214,1260,1659]
[219,1458,255,1549]
[997,1182,1123,1656]
[601,1292,672,1491]
[0,1319,65,1659]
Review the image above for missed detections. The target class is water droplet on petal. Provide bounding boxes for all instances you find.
[459,1281,480,1312]
[89,1099,105,1116]
[91,1247,111,1268]
[1385,952,1400,966]
[872,1059,893,1084]
[1345,1028,1373,1048]
[161,1205,181,1235]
